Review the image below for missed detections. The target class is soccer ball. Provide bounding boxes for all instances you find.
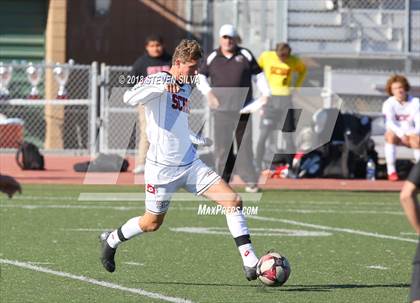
[256,252,291,287]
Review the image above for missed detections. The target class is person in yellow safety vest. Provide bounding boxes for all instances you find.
[255,43,307,172]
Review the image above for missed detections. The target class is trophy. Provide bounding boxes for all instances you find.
[0,62,13,100]
[26,63,42,99]
[53,62,70,99]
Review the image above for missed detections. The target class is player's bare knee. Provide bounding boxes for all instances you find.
[410,136,420,148]
[220,194,242,209]
[400,190,409,204]
[385,131,397,144]
[400,184,415,205]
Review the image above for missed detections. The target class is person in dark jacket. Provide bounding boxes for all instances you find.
[131,35,172,174]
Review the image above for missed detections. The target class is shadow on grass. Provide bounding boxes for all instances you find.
[130,280,260,288]
[267,283,410,292]
[128,280,409,292]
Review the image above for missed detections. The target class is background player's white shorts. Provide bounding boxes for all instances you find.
[144,159,221,214]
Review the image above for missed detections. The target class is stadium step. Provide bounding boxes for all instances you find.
[349,10,420,28]
[361,27,401,42]
[288,11,343,26]
[361,39,403,52]
[288,40,359,54]
[289,39,402,54]
[288,0,335,12]
[288,24,404,43]
[288,26,353,41]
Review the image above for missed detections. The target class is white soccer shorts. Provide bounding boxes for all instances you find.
[144,159,221,214]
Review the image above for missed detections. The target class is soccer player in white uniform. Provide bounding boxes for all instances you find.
[100,40,260,280]
[382,75,420,181]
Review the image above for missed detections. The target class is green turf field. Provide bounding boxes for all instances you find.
[0,185,417,303]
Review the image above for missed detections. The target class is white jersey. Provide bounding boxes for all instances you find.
[123,72,201,182]
[382,95,420,138]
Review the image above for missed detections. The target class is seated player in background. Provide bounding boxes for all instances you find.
[382,75,420,181]
[0,174,21,198]
[100,39,260,281]
[255,43,307,172]
[400,161,420,303]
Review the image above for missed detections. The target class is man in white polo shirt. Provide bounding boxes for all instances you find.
[197,24,271,192]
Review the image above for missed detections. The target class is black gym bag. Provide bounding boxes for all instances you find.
[321,113,377,179]
[15,142,45,170]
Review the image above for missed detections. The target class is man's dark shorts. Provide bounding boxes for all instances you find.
[407,161,420,187]
[408,162,420,301]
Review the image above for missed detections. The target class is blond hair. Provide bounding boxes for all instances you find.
[172,39,203,65]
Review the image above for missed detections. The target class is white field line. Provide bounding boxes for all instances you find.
[366,265,389,270]
[248,215,418,243]
[1,196,78,201]
[257,209,403,215]
[0,203,404,215]
[78,192,263,202]
[0,258,193,303]
[182,207,403,216]
[0,205,143,210]
[400,232,419,236]
[3,195,399,207]
[263,200,399,207]
[123,262,144,266]
[170,227,332,237]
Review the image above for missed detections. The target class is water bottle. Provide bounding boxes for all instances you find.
[366,158,376,181]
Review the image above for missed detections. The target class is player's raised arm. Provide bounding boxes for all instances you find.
[123,74,166,106]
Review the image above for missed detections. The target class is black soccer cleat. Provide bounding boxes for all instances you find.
[243,264,258,281]
[99,231,116,273]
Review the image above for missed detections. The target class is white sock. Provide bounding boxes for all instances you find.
[414,149,420,162]
[107,216,143,248]
[226,209,258,267]
[226,208,249,237]
[385,143,396,174]
[238,243,259,267]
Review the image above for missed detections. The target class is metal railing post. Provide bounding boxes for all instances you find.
[99,63,108,154]
[405,0,412,54]
[89,61,98,157]
[323,66,333,108]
